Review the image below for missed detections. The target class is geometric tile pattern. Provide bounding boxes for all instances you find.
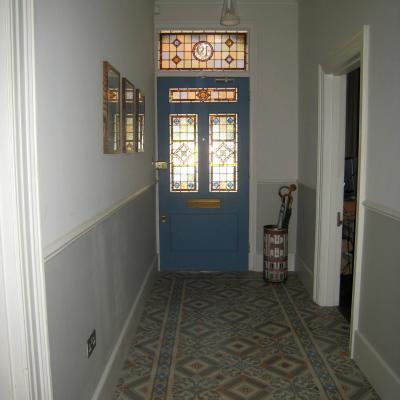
[112,273,379,399]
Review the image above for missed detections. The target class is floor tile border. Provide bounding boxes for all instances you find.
[273,283,344,399]
[151,276,184,400]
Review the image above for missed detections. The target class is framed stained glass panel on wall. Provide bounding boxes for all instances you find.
[103,61,121,154]
[159,31,248,71]
[136,89,145,152]
[122,78,136,153]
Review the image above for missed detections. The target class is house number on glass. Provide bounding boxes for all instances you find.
[193,41,214,61]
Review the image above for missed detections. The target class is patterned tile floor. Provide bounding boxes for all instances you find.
[112,273,379,399]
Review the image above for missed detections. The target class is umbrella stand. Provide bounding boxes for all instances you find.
[264,184,297,282]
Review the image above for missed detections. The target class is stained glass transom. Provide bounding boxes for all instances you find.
[169,88,238,103]
[170,114,198,192]
[159,31,248,71]
[209,114,238,192]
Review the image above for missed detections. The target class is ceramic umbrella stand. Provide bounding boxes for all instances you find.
[263,225,288,282]
[263,184,296,283]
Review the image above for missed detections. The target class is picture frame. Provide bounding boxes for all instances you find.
[121,78,136,153]
[103,61,121,154]
[136,89,145,152]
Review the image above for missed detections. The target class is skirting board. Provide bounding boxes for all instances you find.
[92,255,158,400]
[252,253,295,272]
[353,330,400,400]
[295,255,314,296]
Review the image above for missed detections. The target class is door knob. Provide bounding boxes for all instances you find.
[160,215,167,223]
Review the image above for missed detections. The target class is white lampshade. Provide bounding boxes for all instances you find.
[220,0,240,26]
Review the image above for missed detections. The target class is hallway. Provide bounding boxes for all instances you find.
[2,1,400,399]
[111,273,377,399]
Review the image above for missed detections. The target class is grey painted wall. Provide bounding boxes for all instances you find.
[358,209,400,378]
[295,183,316,293]
[45,186,156,400]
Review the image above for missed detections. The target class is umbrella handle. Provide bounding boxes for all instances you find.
[279,184,297,199]
[278,185,290,199]
[288,184,297,194]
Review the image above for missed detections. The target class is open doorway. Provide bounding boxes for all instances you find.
[339,68,360,322]
[314,27,369,354]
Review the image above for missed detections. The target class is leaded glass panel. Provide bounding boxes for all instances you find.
[169,88,237,103]
[159,31,248,71]
[170,114,198,192]
[209,114,238,192]
[124,116,134,152]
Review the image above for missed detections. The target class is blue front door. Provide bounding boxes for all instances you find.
[157,77,249,271]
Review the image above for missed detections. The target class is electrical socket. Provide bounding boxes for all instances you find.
[87,329,96,358]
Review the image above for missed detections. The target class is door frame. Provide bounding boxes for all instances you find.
[0,0,53,398]
[154,22,256,270]
[314,26,370,353]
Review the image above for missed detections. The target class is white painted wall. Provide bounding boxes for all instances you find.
[298,0,400,210]
[34,0,157,398]
[298,0,400,397]
[35,0,156,250]
[155,0,299,268]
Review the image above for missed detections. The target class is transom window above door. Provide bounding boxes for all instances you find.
[159,30,248,71]
[169,87,238,103]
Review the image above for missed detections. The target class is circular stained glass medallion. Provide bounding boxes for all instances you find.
[193,41,214,61]
[197,89,211,101]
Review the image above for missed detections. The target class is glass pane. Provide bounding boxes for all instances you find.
[159,31,248,71]
[169,88,238,103]
[170,114,198,192]
[209,114,238,192]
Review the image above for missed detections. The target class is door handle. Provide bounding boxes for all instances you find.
[160,215,167,223]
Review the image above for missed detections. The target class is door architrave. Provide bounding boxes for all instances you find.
[153,22,256,270]
[314,26,370,354]
[0,0,53,398]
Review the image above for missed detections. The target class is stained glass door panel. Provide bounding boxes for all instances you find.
[157,77,249,271]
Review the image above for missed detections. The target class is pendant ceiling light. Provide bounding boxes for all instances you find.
[220,0,240,26]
